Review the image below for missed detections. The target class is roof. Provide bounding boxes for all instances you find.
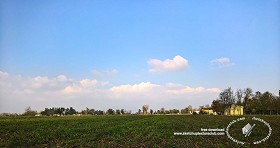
[202,108,213,110]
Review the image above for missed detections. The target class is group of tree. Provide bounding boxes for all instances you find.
[17,107,134,116]
[0,113,19,117]
[80,108,104,115]
[181,105,193,114]
[106,108,132,115]
[40,107,77,116]
[19,106,195,116]
[2,88,279,117]
[211,87,280,115]
[22,107,37,116]
[137,107,191,115]
[155,108,180,114]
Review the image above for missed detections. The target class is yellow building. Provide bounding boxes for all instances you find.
[202,108,214,115]
[224,105,243,115]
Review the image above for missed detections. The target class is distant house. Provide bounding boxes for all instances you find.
[201,108,214,115]
[224,105,243,115]
[191,109,200,114]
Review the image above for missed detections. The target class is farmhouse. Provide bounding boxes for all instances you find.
[193,109,200,114]
[201,108,214,115]
[224,105,244,115]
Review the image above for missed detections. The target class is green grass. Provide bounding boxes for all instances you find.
[0,115,279,147]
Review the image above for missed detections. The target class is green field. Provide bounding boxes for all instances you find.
[0,115,279,147]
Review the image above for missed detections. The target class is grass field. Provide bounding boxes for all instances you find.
[0,115,279,147]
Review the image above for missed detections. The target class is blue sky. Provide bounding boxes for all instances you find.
[0,0,279,113]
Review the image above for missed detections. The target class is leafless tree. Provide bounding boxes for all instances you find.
[187,105,193,114]
[236,89,243,105]
[142,104,149,114]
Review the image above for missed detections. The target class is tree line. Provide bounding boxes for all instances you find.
[211,87,280,115]
[1,106,194,116]
[1,87,279,116]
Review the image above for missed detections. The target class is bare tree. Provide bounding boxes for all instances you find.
[219,87,235,107]
[187,105,193,114]
[244,88,253,98]
[243,88,253,109]
[142,104,149,115]
[236,89,243,105]
[22,106,37,116]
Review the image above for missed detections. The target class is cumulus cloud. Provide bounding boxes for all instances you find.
[110,82,220,99]
[210,57,235,68]
[63,79,109,94]
[148,55,189,73]
[166,83,220,95]
[31,76,49,88]
[0,71,220,113]
[0,71,112,113]
[110,82,160,94]
[108,81,221,110]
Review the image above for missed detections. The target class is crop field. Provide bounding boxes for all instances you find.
[0,115,279,147]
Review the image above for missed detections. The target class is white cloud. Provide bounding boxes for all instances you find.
[109,82,220,101]
[63,85,80,94]
[31,76,49,88]
[63,79,109,94]
[56,75,68,82]
[109,82,221,110]
[92,69,118,77]
[110,82,160,94]
[210,57,235,68]
[0,71,9,77]
[211,57,230,63]
[206,88,221,92]
[80,79,98,87]
[148,55,189,73]
[0,71,220,113]
[166,84,220,95]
